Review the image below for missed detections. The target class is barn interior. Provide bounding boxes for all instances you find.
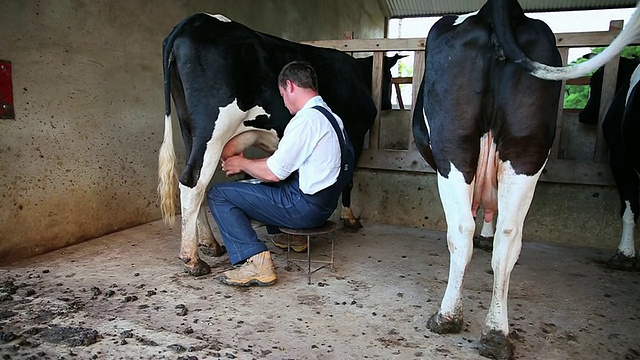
[1,1,639,359]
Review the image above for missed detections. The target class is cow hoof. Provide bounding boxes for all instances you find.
[479,330,514,360]
[199,244,227,257]
[605,251,639,271]
[473,235,493,251]
[183,259,211,277]
[342,217,363,230]
[427,312,463,334]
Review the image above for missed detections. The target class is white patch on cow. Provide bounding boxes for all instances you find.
[484,160,545,334]
[179,182,200,262]
[206,13,231,22]
[196,205,216,247]
[453,11,478,26]
[436,163,476,318]
[480,219,495,238]
[626,64,640,105]
[422,107,431,141]
[618,200,636,257]
[179,99,272,266]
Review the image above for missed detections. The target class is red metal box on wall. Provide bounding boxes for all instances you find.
[0,60,15,119]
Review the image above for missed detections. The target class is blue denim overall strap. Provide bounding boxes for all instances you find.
[311,106,356,195]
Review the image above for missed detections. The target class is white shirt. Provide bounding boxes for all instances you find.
[266,96,345,195]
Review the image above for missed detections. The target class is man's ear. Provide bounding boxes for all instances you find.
[285,79,295,93]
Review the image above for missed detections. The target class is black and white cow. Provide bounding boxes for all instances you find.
[158,13,401,276]
[579,56,640,125]
[412,0,640,358]
[579,58,640,270]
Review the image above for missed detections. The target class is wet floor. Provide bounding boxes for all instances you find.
[1,217,639,359]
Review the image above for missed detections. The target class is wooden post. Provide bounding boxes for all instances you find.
[550,47,569,161]
[369,52,384,150]
[408,50,425,151]
[593,20,623,163]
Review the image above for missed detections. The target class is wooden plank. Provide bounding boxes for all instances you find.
[550,47,569,161]
[593,20,623,163]
[594,54,620,163]
[357,149,614,186]
[391,77,412,84]
[555,30,621,48]
[369,52,384,150]
[566,77,591,86]
[302,24,632,53]
[302,38,426,52]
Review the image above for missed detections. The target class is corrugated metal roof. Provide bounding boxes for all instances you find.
[385,0,637,18]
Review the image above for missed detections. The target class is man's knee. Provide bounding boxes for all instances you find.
[207,183,228,205]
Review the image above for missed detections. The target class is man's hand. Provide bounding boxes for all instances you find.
[221,154,245,177]
[220,154,280,183]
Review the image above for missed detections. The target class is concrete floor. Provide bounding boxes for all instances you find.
[1,218,639,360]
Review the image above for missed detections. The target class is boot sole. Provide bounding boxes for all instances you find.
[218,275,277,287]
[271,239,308,253]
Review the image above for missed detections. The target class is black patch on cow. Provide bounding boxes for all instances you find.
[413,1,562,182]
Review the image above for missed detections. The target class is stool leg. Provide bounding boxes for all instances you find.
[287,234,291,268]
[306,235,311,285]
[330,230,335,270]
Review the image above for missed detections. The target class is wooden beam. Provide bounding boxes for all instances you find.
[369,52,384,150]
[566,77,591,86]
[302,23,632,53]
[550,47,569,161]
[301,38,426,52]
[357,149,615,186]
[391,77,412,84]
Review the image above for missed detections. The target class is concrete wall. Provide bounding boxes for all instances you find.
[0,0,386,265]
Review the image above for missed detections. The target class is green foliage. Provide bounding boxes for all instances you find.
[563,46,640,109]
[564,85,590,109]
[397,60,413,77]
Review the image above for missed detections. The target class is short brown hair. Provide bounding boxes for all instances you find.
[278,61,318,92]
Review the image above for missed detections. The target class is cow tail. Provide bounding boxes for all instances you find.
[492,0,640,81]
[158,113,178,225]
[158,27,181,225]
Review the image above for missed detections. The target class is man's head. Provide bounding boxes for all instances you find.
[278,61,319,114]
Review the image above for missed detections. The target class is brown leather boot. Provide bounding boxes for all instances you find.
[218,251,277,287]
[271,234,308,252]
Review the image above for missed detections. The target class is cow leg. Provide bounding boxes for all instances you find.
[606,157,639,270]
[427,167,475,334]
[340,182,362,229]
[196,205,226,257]
[479,163,542,360]
[474,217,495,251]
[179,184,212,276]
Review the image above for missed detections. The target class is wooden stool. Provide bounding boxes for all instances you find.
[279,220,338,285]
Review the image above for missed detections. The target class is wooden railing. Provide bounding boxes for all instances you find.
[303,20,628,186]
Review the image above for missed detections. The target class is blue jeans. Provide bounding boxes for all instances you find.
[207,173,339,265]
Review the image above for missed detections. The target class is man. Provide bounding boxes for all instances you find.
[208,61,354,287]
